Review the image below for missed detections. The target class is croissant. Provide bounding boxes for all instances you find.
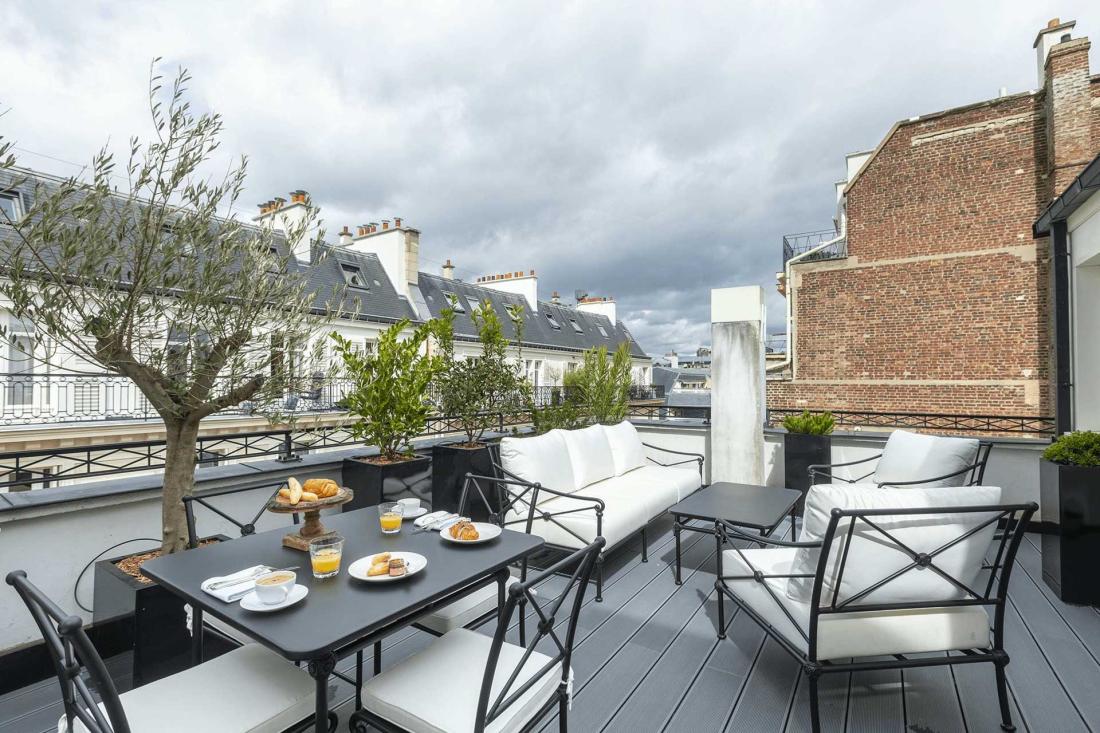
[303,478,339,498]
[450,520,479,541]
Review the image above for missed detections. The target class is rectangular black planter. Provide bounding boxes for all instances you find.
[783,432,832,510]
[1041,459,1100,606]
[342,453,432,512]
[431,442,498,520]
[92,555,193,686]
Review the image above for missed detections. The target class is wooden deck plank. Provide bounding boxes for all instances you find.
[899,655,968,733]
[783,667,850,733]
[723,638,801,732]
[1015,536,1100,665]
[844,662,904,732]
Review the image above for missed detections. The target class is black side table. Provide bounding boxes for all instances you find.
[668,482,802,584]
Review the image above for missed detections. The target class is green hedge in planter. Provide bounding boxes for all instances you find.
[782,411,835,436]
[1043,431,1100,467]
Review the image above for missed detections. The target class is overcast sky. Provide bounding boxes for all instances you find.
[1,1,1095,356]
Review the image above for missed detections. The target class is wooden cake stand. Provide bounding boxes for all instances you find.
[267,488,354,551]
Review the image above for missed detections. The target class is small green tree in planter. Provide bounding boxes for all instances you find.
[781,411,836,506]
[1040,431,1100,605]
[333,317,450,510]
[570,342,634,425]
[431,301,526,515]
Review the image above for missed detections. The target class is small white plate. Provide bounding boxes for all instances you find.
[440,522,503,545]
[239,584,308,612]
[402,506,429,520]
[348,552,428,582]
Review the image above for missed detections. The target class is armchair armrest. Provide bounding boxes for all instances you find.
[807,452,881,484]
[717,520,821,549]
[642,442,704,479]
[875,461,981,488]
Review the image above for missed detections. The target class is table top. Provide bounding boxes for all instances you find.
[669,482,802,530]
[142,510,543,661]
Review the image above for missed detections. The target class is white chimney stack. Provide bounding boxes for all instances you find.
[1034,17,1076,86]
[254,190,316,264]
[338,226,353,246]
[476,269,538,309]
[347,216,419,300]
[442,259,455,280]
[576,295,617,325]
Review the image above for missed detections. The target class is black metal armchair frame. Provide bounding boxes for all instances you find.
[808,439,993,487]
[714,500,1037,732]
[349,538,605,733]
[460,439,703,602]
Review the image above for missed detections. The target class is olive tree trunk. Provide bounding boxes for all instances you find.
[161,418,201,554]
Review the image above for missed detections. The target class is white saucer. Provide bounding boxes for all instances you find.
[440,522,503,545]
[402,506,429,520]
[239,584,308,612]
[348,552,428,582]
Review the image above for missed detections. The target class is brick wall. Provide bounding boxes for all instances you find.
[769,34,1097,429]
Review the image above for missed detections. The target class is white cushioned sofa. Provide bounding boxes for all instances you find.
[495,420,703,600]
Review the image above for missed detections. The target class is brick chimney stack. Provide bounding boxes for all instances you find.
[1038,18,1094,196]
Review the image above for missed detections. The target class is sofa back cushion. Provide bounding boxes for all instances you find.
[500,430,578,499]
[786,483,1001,606]
[561,425,617,489]
[603,421,647,476]
[872,430,980,487]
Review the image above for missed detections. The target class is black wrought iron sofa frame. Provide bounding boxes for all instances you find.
[714,500,1037,733]
[461,441,703,601]
[808,439,993,487]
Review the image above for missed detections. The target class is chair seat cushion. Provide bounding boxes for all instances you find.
[360,628,564,733]
[625,464,702,503]
[518,482,652,549]
[417,573,522,635]
[722,548,991,661]
[65,643,314,733]
[872,430,980,487]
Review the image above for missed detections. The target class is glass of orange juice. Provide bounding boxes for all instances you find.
[309,536,344,578]
[378,502,404,534]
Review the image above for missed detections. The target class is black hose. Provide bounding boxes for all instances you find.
[73,538,159,613]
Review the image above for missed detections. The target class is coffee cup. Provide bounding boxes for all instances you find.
[254,570,296,605]
[398,497,421,511]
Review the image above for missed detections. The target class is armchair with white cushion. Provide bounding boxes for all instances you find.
[713,483,1036,733]
[808,429,992,488]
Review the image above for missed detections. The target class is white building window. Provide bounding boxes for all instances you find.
[0,191,25,223]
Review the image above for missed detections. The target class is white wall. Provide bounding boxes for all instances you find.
[1069,192,1100,430]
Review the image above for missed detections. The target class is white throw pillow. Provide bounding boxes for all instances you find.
[603,421,648,476]
[561,425,617,489]
[872,430,980,487]
[499,430,578,495]
[785,483,1002,606]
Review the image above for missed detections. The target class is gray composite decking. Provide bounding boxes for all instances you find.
[4,516,1100,732]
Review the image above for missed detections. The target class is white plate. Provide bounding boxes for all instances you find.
[348,552,428,582]
[239,584,308,612]
[402,506,429,520]
[440,522,503,545]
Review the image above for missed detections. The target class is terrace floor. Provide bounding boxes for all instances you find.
[4,516,1100,732]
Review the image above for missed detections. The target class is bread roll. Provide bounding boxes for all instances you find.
[301,491,319,503]
[287,477,303,505]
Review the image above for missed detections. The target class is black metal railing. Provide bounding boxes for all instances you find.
[781,229,847,266]
[765,408,1055,436]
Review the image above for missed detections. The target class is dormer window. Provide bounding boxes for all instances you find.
[545,312,561,329]
[596,325,609,338]
[569,319,583,334]
[0,191,25,223]
[341,263,368,289]
[442,291,466,313]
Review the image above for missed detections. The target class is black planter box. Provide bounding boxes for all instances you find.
[432,442,497,520]
[342,453,432,511]
[783,432,832,510]
[92,554,192,686]
[1041,459,1100,606]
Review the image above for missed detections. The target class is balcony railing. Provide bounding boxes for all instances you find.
[781,229,847,266]
[765,408,1055,436]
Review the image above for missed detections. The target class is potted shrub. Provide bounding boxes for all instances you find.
[782,411,835,508]
[1041,431,1100,605]
[431,301,525,518]
[334,317,450,511]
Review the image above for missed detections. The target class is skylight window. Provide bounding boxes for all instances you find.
[442,292,466,313]
[0,191,24,223]
[545,312,561,329]
[597,325,609,338]
[569,319,583,334]
[341,263,368,289]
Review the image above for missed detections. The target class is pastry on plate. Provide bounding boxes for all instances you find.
[449,520,479,541]
[367,562,390,577]
[388,558,407,577]
[371,553,391,564]
[304,478,340,498]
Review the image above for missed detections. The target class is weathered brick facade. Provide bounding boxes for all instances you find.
[768,22,1098,429]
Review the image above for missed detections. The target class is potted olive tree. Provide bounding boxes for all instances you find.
[334,317,450,510]
[1040,431,1100,605]
[431,301,525,517]
[782,411,835,507]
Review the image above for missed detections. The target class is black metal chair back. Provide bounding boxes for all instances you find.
[806,501,1035,661]
[6,571,129,733]
[182,479,298,549]
[475,538,604,732]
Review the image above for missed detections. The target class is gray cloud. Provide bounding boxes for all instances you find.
[2,1,1094,355]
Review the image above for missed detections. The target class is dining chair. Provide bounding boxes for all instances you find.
[348,538,604,733]
[6,570,326,733]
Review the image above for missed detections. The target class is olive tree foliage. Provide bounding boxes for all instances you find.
[0,64,339,553]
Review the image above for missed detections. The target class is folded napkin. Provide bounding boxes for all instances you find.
[201,565,268,603]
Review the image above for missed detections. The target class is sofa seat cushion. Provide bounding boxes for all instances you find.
[786,484,1001,604]
[872,430,980,487]
[722,548,991,661]
[65,642,314,733]
[500,430,578,494]
[626,464,702,503]
[360,628,563,733]
[561,425,617,488]
[417,572,523,635]
[604,420,648,475]
[520,481,652,549]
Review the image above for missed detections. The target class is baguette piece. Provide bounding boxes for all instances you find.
[286,477,303,505]
[300,491,319,503]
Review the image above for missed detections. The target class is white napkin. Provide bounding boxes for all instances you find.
[201,565,268,603]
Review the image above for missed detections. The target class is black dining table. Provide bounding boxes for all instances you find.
[142,508,544,732]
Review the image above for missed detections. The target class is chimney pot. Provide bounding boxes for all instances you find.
[382,220,390,230]
[394,217,402,227]
[1048,17,1060,29]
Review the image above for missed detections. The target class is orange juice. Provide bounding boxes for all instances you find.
[379,512,402,533]
[311,548,341,575]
